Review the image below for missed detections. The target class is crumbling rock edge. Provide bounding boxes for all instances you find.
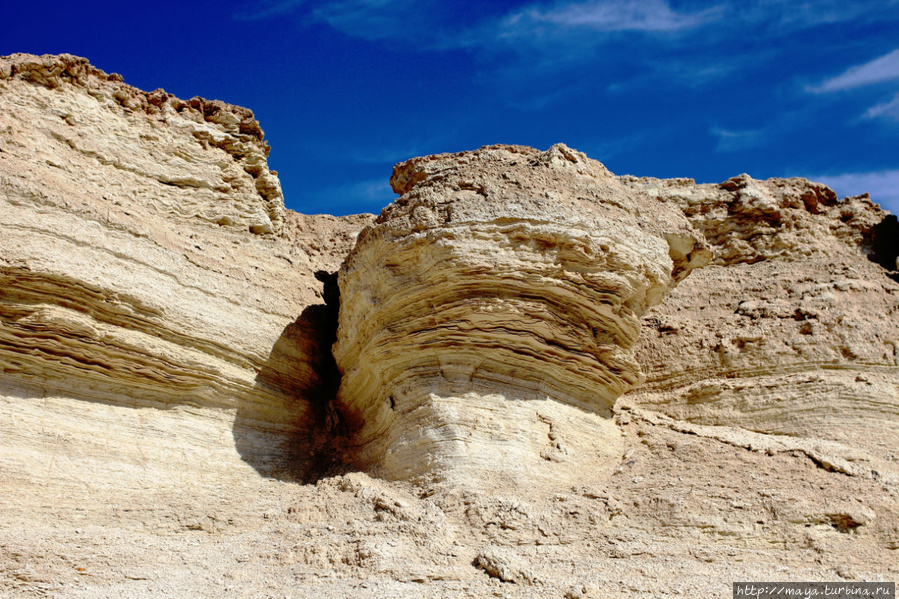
[1,52,286,234]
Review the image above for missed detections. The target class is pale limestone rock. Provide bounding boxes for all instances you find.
[333,144,710,490]
[622,174,899,462]
[1,53,898,599]
[0,53,373,495]
[0,53,285,235]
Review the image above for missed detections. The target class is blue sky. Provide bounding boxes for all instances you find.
[4,1,899,215]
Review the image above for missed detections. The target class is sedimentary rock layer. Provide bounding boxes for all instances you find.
[622,174,899,461]
[333,144,710,488]
[2,53,898,598]
[0,53,372,490]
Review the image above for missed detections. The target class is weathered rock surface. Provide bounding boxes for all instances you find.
[0,52,373,495]
[333,144,710,490]
[1,53,897,599]
[622,174,899,463]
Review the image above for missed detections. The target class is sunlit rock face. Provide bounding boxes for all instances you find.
[333,144,710,490]
[0,53,373,492]
[622,174,899,463]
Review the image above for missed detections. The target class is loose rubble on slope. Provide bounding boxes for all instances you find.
[1,54,897,598]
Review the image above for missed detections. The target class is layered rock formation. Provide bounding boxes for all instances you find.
[622,174,899,465]
[2,53,897,599]
[333,144,710,489]
[0,52,372,495]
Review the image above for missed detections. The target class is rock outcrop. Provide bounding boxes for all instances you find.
[621,174,899,464]
[0,52,373,495]
[333,144,710,490]
[1,53,897,599]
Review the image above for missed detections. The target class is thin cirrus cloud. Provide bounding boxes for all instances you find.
[745,0,899,31]
[304,178,395,214]
[811,48,899,92]
[865,93,899,121]
[310,0,436,42]
[238,0,452,43]
[811,170,899,213]
[238,0,720,48]
[235,0,305,20]
[710,126,766,152]
[237,0,893,48]
[499,0,717,34]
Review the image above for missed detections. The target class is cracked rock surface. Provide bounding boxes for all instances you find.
[622,173,899,462]
[1,53,897,599]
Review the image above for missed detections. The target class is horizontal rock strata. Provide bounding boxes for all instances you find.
[333,144,710,489]
[2,53,898,598]
[0,53,373,492]
[622,174,899,462]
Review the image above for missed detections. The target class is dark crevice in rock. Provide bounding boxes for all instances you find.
[314,270,341,327]
[234,271,348,484]
[303,270,349,483]
[868,214,899,281]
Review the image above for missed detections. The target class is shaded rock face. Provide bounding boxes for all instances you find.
[870,213,899,278]
[333,144,710,489]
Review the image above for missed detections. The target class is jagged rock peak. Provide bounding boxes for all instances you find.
[619,171,887,267]
[0,53,267,143]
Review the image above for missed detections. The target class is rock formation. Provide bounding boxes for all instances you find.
[0,52,372,491]
[333,144,710,490]
[1,54,897,598]
[623,174,899,465]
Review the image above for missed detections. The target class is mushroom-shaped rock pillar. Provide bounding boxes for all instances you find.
[333,144,710,492]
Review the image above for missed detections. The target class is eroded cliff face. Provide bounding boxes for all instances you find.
[2,53,897,599]
[0,53,373,495]
[333,144,710,490]
[622,174,899,466]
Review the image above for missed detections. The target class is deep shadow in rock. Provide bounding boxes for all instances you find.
[233,272,351,483]
[868,214,899,282]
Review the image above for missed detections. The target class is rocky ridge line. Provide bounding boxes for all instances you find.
[0,52,284,234]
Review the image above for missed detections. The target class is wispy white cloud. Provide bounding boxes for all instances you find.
[235,0,305,21]
[237,0,439,40]
[303,177,395,214]
[584,131,656,161]
[311,0,426,41]
[348,178,394,199]
[238,0,899,51]
[742,0,899,31]
[501,0,717,33]
[811,49,899,92]
[710,126,766,152]
[235,0,899,112]
[864,92,899,121]
[239,0,720,50]
[810,170,899,213]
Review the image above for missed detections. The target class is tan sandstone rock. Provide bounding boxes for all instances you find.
[622,173,899,465]
[333,144,710,491]
[0,52,373,498]
[2,53,897,599]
